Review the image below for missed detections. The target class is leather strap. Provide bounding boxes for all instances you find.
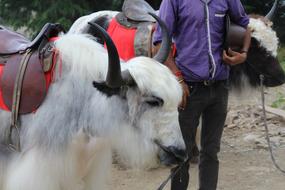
[134,22,154,57]
[115,12,140,28]
[6,49,33,151]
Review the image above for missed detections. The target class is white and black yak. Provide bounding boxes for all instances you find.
[0,14,186,190]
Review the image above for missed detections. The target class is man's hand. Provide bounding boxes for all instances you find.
[223,48,247,65]
[179,81,190,110]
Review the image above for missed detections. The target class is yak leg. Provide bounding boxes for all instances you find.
[4,149,63,190]
[0,148,11,190]
[83,142,111,190]
[70,130,112,190]
[4,131,112,190]
[78,138,112,190]
[4,136,89,190]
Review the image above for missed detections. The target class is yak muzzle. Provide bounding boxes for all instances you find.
[155,140,188,166]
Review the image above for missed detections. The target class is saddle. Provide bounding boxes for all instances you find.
[110,13,154,58]
[118,0,157,57]
[88,0,155,59]
[122,0,156,22]
[0,23,64,114]
[115,12,155,58]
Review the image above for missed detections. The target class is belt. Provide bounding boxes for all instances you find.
[186,80,227,86]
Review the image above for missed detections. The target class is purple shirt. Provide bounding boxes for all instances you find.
[153,0,249,81]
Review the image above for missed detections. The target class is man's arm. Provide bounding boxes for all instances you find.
[223,27,251,65]
[223,0,251,65]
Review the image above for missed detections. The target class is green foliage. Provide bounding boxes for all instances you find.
[281,60,285,70]
[0,0,123,35]
[277,46,285,70]
[145,0,161,9]
[272,46,285,110]
[271,92,285,110]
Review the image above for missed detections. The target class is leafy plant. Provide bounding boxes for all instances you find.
[271,92,285,110]
[0,0,124,36]
[277,46,285,70]
[271,47,285,110]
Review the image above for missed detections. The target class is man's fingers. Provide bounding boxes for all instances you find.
[227,48,239,56]
[223,50,231,59]
[178,97,186,110]
[223,56,234,64]
[179,84,190,110]
[185,87,190,97]
[182,94,187,109]
[223,51,239,65]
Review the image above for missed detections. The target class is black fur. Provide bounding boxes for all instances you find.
[84,15,112,45]
[229,38,285,89]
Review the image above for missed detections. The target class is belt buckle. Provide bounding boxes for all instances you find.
[203,80,211,86]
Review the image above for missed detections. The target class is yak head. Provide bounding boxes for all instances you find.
[229,0,285,89]
[88,13,186,168]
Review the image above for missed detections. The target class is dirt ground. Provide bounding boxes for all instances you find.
[110,85,285,190]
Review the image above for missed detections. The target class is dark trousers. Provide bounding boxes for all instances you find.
[171,80,229,190]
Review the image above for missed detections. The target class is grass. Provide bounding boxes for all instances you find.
[270,46,285,110]
[278,46,285,70]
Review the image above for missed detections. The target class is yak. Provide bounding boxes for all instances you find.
[0,14,186,190]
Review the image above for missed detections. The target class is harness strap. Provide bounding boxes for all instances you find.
[6,49,33,151]
[260,75,285,174]
[156,158,189,190]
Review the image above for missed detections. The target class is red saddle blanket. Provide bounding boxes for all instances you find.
[107,18,136,61]
[0,66,8,110]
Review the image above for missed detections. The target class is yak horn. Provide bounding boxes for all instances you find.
[88,22,135,88]
[88,22,123,88]
[150,12,171,63]
[265,0,278,21]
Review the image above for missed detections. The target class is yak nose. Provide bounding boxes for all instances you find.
[279,72,285,84]
[265,71,285,87]
[159,146,188,166]
[168,146,188,162]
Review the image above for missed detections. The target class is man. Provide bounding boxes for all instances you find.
[153,0,251,189]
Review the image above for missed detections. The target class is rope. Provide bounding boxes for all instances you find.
[260,74,285,174]
[156,158,189,190]
[153,139,189,190]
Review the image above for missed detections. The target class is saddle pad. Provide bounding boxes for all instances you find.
[107,18,136,61]
[0,52,47,114]
[0,65,9,110]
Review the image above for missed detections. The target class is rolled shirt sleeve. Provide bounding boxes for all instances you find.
[227,0,249,28]
[153,0,178,44]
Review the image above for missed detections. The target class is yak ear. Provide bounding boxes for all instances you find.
[93,81,129,98]
[93,81,121,97]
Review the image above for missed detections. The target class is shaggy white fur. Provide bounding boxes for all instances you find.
[0,34,184,190]
[69,11,119,34]
[248,18,279,57]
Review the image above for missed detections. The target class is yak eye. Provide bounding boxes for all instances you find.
[145,96,164,107]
